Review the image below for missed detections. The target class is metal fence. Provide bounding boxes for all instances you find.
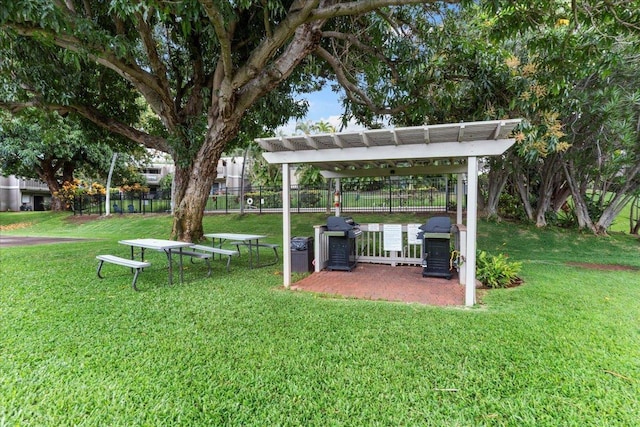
[73,177,464,215]
[73,192,171,215]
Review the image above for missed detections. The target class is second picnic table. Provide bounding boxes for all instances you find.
[204,233,273,269]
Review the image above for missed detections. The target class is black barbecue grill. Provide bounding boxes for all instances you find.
[325,216,361,271]
[417,216,453,279]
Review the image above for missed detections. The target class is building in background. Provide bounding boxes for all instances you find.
[0,175,51,211]
[138,150,250,197]
[1,153,250,211]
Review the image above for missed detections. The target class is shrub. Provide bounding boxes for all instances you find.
[54,179,106,210]
[298,191,321,208]
[476,250,522,288]
[245,191,281,208]
[498,192,527,221]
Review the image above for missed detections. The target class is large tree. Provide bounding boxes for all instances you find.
[484,0,640,232]
[344,1,640,233]
[0,0,459,242]
[0,109,141,210]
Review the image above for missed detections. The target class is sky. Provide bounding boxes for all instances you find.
[276,86,365,136]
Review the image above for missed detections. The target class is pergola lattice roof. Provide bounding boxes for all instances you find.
[259,119,522,177]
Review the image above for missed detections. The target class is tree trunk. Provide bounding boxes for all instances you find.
[631,197,640,235]
[484,157,511,219]
[594,177,640,234]
[563,160,596,232]
[171,123,238,242]
[594,206,621,235]
[550,186,571,213]
[37,163,65,211]
[514,172,534,222]
[532,155,564,227]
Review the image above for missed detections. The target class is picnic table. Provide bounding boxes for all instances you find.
[204,233,278,269]
[119,238,193,285]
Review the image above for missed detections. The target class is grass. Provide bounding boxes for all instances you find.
[1,211,639,426]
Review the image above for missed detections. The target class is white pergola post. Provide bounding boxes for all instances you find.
[464,157,478,306]
[335,178,341,217]
[282,163,291,289]
[456,173,464,225]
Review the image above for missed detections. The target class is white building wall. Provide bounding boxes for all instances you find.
[0,176,21,211]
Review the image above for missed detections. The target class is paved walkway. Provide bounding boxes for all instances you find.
[291,263,465,306]
[0,235,88,247]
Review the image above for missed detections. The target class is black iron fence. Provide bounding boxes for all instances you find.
[73,177,464,215]
[73,192,171,215]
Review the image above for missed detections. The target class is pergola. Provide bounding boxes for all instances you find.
[257,118,522,306]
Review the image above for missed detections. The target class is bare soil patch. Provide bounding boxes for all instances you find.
[65,214,102,224]
[566,262,639,272]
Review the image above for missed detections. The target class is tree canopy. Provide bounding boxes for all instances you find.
[0,108,144,210]
[1,0,462,241]
[346,1,640,233]
[2,0,638,237]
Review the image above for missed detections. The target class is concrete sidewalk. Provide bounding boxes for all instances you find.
[0,236,89,248]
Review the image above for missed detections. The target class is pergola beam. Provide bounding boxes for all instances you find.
[320,164,467,178]
[262,139,516,165]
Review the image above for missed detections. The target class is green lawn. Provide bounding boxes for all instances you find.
[1,212,639,426]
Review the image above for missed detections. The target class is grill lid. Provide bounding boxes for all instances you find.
[327,216,359,231]
[417,216,452,240]
[419,216,451,233]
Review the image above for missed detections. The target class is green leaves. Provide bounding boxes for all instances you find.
[476,250,522,288]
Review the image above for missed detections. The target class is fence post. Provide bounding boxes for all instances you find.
[445,176,449,211]
[388,178,393,214]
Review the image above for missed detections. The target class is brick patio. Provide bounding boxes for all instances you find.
[291,263,465,306]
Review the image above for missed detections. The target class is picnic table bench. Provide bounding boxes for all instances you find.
[228,241,280,264]
[181,245,239,273]
[204,233,277,269]
[96,254,151,291]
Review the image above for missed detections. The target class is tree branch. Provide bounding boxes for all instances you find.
[180,31,209,118]
[322,30,399,81]
[199,0,234,82]
[231,0,321,89]
[309,0,458,21]
[52,0,74,13]
[7,23,175,127]
[0,100,168,152]
[69,104,169,152]
[135,11,173,108]
[82,0,93,18]
[234,21,323,115]
[0,101,69,115]
[314,46,408,115]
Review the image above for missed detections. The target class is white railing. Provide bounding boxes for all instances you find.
[18,178,49,191]
[314,222,467,284]
[355,223,423,266]
[141,173,161,184]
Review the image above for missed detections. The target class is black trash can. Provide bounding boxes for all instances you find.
[291,236,314,272]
